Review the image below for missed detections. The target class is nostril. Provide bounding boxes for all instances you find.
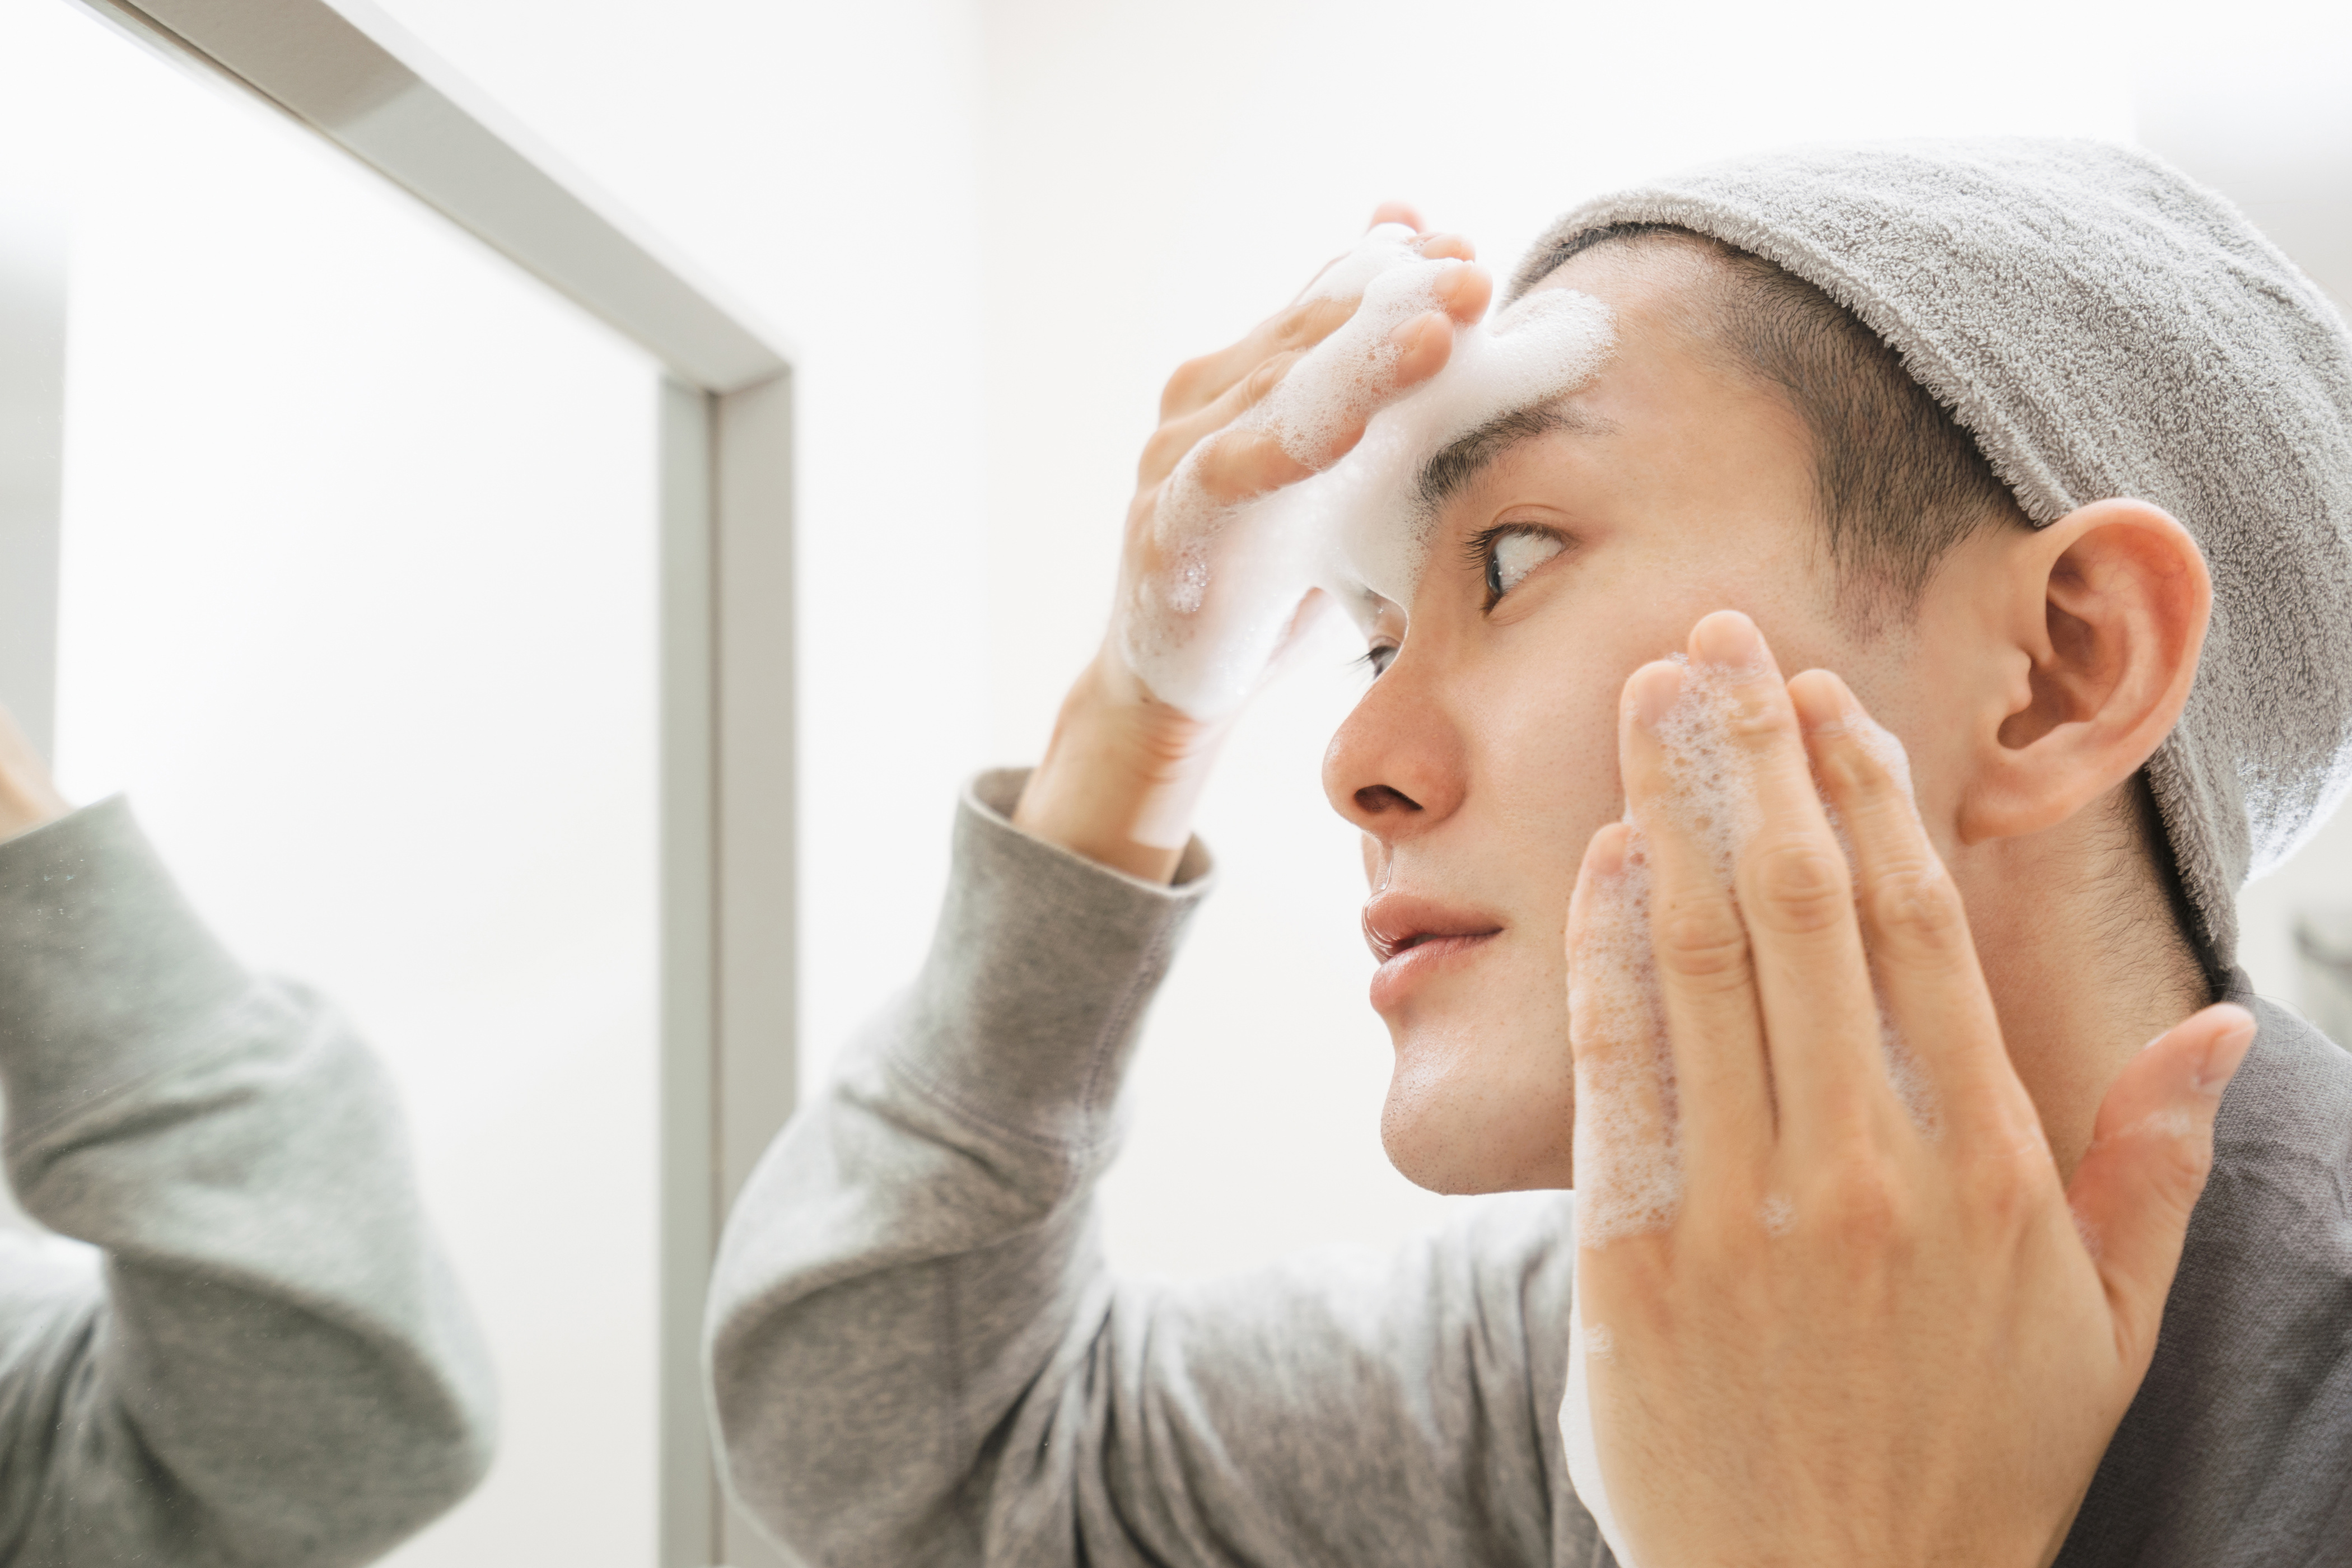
[1354,785,1422,814]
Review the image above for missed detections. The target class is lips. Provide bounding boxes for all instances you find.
[1362,891,1504,1011]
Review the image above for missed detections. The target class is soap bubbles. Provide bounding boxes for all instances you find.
[1564,656,1931,1568]
[1571,652,1936,1245]
[1118,225,1617,720]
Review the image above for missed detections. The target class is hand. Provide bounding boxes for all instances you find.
[0,705,70,843]
[1564,610,2252,1568]
[1012,205,1492,881]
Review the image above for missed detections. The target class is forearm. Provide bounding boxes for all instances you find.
[707,1033,1109,1565]
[708,771,1210,1561]
[0,801,493,1565]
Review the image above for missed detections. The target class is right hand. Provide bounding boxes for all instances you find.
[1012,206,1493,881]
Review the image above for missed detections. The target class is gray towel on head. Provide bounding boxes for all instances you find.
[1504,137,2352,970]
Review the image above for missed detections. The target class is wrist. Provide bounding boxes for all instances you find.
[1012,645,1229,883]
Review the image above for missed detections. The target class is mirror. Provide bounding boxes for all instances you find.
[1,0,668,1560]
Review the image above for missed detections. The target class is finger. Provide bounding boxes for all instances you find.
[1790,668,2033,1146]
[1186,308,1460,500]
[1434,256,1491,325]
[1368,199,1425,231]
[1161,292,1360,422]
[1292,223,1478,306]
[1620,659,1772,1188]
[1413,231,1476,264]
[2067,1003,2256,1366]
[1140,347,1303,489]
[1685,613,1889,1150]
[1565,820,1681,1244]
[1174,231,1481,421]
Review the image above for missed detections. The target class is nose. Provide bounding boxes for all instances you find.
[1321,644,1467,843]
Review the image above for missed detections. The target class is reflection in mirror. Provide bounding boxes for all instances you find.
[2,0,661,1562]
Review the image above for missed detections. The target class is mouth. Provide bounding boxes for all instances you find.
[1362,891,1504,1012]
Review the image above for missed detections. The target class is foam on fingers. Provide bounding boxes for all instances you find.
[1564,654,1930,1568]
[1117,227,1617,720]
[1571,654,1936,1244]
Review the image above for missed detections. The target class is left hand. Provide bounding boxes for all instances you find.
[1565,610,2253,1568]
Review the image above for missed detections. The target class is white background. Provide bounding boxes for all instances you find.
[1,0,2348,1562]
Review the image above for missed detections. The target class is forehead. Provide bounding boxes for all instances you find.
[1410,242,1808,525]
[1522,237,1740,376]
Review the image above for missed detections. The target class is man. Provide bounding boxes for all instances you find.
[0,707,496,1565]
[707,141,2352,1564]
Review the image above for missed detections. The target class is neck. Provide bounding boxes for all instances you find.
[1949,803,2214,1183]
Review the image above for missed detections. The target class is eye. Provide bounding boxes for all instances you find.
[1477,525,1568,603]
[1359,642,1399,678]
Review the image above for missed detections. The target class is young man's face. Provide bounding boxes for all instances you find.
[1324,245,1945,1193]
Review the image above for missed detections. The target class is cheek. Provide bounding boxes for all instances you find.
[1458,637,1627,866]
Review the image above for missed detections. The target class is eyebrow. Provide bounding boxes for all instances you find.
[1412,398,1613,519]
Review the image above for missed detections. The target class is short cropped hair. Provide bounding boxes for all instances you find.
[1549,223,2028,623]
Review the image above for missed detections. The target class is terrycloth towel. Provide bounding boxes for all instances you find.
[1505,137,2352,975]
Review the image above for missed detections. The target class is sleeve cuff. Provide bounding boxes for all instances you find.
[0,797,250,1144]
[879,769,1214,1154]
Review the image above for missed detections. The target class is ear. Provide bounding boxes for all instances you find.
[1957,498,2211,844]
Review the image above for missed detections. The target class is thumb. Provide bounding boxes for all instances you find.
[2066,1002,2257,1366]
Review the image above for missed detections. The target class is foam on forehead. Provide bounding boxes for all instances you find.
[1118,227,1617,719]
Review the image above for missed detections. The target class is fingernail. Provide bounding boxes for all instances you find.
[1628,661,1682,729]
[1693,610,1764,671]
[2196,1007,2258,1093]
[1789,673,1846,732]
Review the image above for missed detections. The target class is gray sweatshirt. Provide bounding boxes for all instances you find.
[0,799,494,1565]
[707,772,2352,1567]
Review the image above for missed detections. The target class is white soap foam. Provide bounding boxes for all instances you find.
[1573,656,1937,1244]
[1118,228,1617,719]
[1562,659,1933,1568]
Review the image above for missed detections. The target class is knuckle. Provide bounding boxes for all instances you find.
[1864,858,1967,955]
[1821,1159,1908,1249]
[1275,296,1349,350]
[1138,424,1192,478]
[1160,354,1215,414]
[1748,837,1851,934]
[1653,896,1751,986]
[1729,690,1799,750]
[1819,735,1885,796]
[1203,432,1301,502]
[2121,1108,2216,1191]
[1958,1141,2042,1226]
[1241,352,1293,405]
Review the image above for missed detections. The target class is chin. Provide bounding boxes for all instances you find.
[1378,1011,1577,1194]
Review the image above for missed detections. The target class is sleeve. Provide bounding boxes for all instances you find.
[706,770,1601,1568]
[0,797,496,1567]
